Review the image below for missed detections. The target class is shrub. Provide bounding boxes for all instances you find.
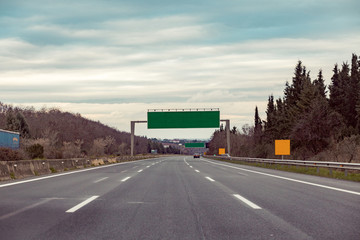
[0,148,22,161]
[89,138,106,157]
[26,144,44,159]
[62,139,83,158]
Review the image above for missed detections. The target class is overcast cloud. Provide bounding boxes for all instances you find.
[1,0,359,139]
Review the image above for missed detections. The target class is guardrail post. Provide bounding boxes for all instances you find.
[329,168,333,176]
[344,169,348,177]
[316,167,319,174]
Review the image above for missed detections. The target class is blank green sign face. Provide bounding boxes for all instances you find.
[147,111,220,129]
[185,142,205,148]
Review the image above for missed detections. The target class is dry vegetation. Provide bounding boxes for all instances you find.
[0,104,149,160]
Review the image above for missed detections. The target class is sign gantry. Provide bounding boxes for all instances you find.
[130,108,230,156]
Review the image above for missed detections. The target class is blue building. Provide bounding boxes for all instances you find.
[0,129,20,149]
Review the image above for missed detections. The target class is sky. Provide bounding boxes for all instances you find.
[0,0,359,139]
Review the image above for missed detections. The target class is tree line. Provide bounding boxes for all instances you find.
[208,53,360,162]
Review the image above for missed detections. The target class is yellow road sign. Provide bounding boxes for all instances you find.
[218,148,225,155]
[275,140,290,155]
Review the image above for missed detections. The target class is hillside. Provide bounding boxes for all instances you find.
[0,102,148,159]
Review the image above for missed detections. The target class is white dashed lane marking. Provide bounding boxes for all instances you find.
[66,196,99,213]
[233,194,262,209]
[121,177,131,182]
[205,177,215,182]
[94,177,108,183]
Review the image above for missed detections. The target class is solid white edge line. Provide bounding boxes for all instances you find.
[206,177,215,182]
[121,177,131,182]
[66,196,99,213]
[233,194,262,209]
[0,158,155,188]
[93,177,108,183]
[202,159,360,196]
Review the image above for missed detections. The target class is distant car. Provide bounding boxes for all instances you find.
[193,153,200,158]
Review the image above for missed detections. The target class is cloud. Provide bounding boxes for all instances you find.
[187,90,245,103]
[1,35,359,107]
[12,14,211,47]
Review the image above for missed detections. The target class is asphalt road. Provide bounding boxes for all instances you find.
[0,156,359,240]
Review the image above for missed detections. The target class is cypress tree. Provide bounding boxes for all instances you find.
[296,78,317,114]
[341,62,356,128]
[348,54,360,131]
[354,54,360,130]
[329,60,358,135]
[284,61,312,135]
[329,64,343,114]
[271,98,287,140]
[313,69,326,99]
[332,63,351,124]
[254,106,262,140]
[266,95,275,123]
[284,61,307,107]
[264,95,276,141]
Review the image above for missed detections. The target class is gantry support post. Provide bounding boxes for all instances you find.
[131,121,147,156]
[220,119,231,156]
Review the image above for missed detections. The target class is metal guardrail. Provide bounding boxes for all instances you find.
[210,156,360,176]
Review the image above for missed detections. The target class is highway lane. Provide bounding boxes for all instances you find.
[0,157,162,239]
[188,158,360,240]
[0,156,359,239]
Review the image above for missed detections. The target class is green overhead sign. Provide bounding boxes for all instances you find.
[185,142,205,148]
[147,109,220,129]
